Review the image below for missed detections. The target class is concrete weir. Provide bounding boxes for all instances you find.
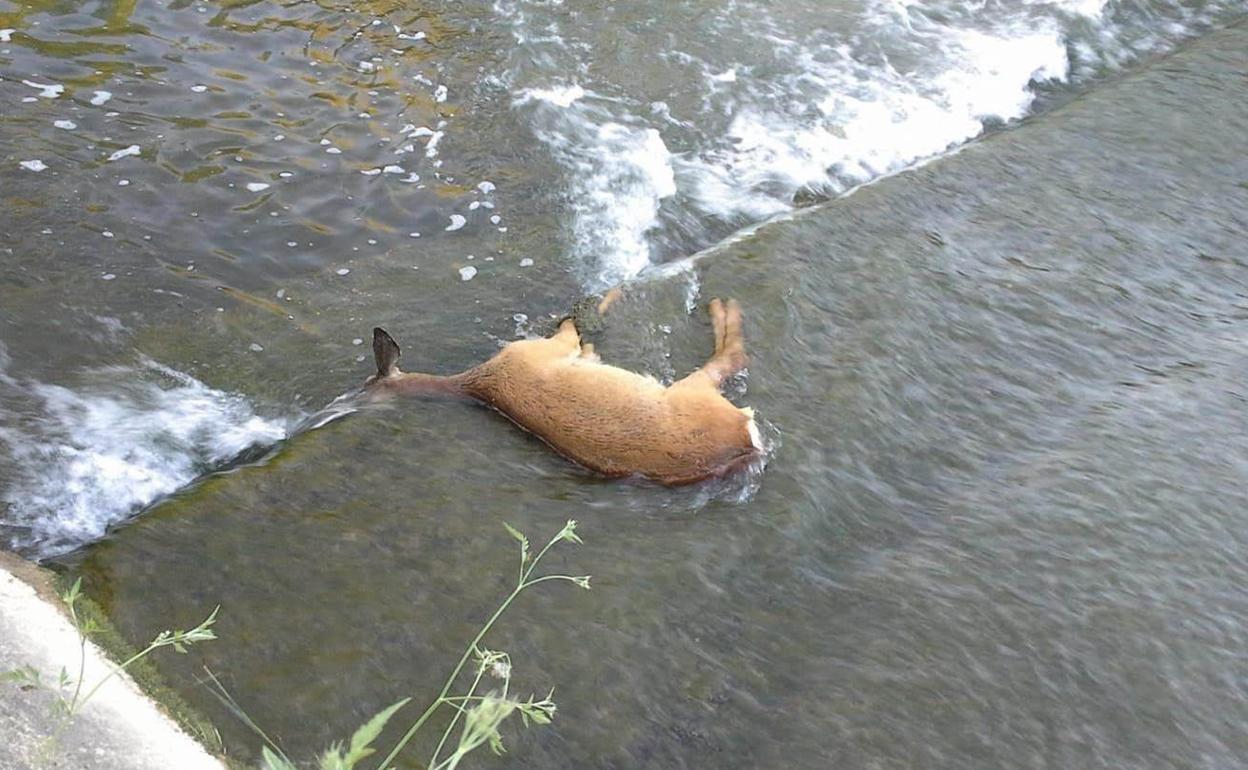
[0,554,225,770]
[1,17,1246,770]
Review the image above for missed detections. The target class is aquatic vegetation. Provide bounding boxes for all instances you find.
[207,519,590,770]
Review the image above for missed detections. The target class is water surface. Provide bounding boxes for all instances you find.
[2,1,1247,768]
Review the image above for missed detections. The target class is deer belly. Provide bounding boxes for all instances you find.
[476,363,755,483]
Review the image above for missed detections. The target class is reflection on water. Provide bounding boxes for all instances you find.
[1,0,507,290]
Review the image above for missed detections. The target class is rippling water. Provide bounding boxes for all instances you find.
[2,0,1239,553]
[2,0,1248,768]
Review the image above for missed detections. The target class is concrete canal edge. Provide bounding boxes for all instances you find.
[0,552,229,770]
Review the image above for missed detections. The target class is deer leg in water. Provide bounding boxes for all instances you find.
[709,296,728,354]
[701,298,748,387]
[597,286,624,315]
[549,318,583,354]
[578,342,599,362]
[671,298,748,391]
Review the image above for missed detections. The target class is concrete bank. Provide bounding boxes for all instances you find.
[0,553,226,770]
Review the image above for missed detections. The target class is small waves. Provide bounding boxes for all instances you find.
[517,85,677,288]
[676,22,1071,221]
[0,358,294,558]
[495,0,1242,289]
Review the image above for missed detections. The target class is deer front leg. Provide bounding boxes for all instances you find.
[550,317,584,353]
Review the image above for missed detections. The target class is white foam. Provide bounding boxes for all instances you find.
[459,265,478,281]
[90,90,112,106]
[1054,0,1111,18]
[19,160,47,172]
[107,145,141,162]
[246,182,270,192]
[497,0,1229,290]
[0,361,291,557]
[0,29,13,42]
[53,120,76,130]
[680,21,1071,222]
[22,80,63,99]
[446,214,467,231]
[518,84,585,108]
[424,130,444,158]
[515,85,677,288]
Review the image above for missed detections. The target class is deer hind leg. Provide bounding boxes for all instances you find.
[673,298,748,392]
[701,298,748,387]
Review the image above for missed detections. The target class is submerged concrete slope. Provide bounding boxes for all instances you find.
[0,556,225,770]
[5,17,1246,770]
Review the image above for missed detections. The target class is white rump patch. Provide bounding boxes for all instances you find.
[741,406,763,450]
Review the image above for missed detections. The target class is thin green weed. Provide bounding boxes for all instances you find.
[208,518,591,770]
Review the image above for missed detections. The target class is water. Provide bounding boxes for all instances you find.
[0,355,290,554]
[1,0,1238,552]
[3,0,1248,767]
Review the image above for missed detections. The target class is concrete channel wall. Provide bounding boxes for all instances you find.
[0,553,226,770]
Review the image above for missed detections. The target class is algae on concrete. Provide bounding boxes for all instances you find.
[1,551,230,770]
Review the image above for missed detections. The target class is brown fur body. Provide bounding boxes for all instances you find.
[367,298,758,486]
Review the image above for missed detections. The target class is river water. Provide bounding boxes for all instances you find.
[2,0,1248,768]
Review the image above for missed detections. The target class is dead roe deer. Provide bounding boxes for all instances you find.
[364,297,761,486]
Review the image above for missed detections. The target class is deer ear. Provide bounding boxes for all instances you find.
[373,327,401,377]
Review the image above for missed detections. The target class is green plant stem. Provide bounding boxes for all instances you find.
[373,586,521,770]
[73,640,164,712]
[68,618,87,715]
[201,667,289,764]
[428,664,487,767]
[375,528,565,770]
[521,575,582,589]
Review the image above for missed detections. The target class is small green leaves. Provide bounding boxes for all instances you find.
[59,577,82,609]
[261,745,298,770]
[1,664,43,691]
[255,519,590,770]
[342,697,410,766]
[152,606,219,654]
[444,695,516,768]
[183,605,221,645]
[517,691,557,727]
[502,522,530,563]
[556,519,583,545]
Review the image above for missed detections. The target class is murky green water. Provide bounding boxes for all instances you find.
[3,0,1248,767]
